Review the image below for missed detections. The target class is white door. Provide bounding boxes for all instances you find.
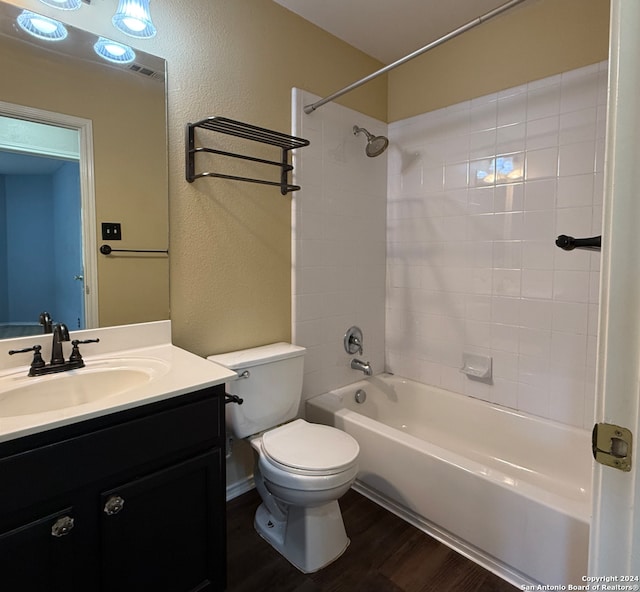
[589,0,640,577]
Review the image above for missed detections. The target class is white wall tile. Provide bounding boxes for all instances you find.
[526,115,559,150]
[560,67,599,113]
[293,89,387,400]
[444,162,469,190]
[491,296,521,325]
[525,147,558,180]
[522,269,553,299]
[557,174,594,208]
[524,178,557,211]
[552,301,589,334]
[553,270,590,303]
[518,382,550,417]
[522,240,556,270]
[520,298,553,330]
[383,64,605,427]
[559,108,597,145]
[558,141,596,177]
[469,129,497,159]
[497,123,526,153]
[526,84,561,121]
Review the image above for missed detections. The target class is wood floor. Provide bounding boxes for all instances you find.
[226,488,517,592]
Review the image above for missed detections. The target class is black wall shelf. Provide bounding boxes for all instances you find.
[185,117,310,195]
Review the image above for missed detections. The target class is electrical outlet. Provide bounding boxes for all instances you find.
[101,222,122,240]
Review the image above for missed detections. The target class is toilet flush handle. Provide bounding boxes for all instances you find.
[225,369,248,404]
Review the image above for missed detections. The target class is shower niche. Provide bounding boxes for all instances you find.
[186,116,309,195]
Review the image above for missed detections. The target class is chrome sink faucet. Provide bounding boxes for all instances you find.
[350,358,373,376]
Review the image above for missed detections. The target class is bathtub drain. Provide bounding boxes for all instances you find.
[354,389,367,404]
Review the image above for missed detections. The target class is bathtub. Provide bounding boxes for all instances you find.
[306,374,591,587]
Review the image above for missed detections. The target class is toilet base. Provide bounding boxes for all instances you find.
[254,500,350,573]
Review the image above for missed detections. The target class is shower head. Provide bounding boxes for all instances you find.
[353,125,389,157]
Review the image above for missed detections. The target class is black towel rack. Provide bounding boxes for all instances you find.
[185,117,310,195]
[100,245,168,255]
[555,235,601,251]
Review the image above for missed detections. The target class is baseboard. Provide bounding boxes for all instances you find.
[226,475,255,501]
[351,480,536,590]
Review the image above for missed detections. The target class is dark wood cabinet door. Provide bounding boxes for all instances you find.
[100,449,225,592]
[0,507,79,592]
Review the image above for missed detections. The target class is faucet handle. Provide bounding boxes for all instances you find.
[69,338,100,361]
[344,326,364,355]
[69,338,100,362]
[9,345,46,372]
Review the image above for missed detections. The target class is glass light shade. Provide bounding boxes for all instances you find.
[38,0,82,10]
[112,0,156,39]
[94,37,136,64]
[17,10,67,41]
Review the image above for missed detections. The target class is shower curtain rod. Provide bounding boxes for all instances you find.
[303,0,529,115]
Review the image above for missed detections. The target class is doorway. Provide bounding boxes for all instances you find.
[0,103,97,337]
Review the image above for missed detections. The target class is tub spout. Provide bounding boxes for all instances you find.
[351,358,372,376]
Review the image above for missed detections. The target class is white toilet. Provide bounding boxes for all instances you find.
[208,343,359,573]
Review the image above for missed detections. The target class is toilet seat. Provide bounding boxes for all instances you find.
[261,419,359,476]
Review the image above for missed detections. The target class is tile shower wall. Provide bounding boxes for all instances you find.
[386,62,607,429]
[292,89,387,400]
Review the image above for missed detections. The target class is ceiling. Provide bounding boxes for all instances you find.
[272,0,524,64]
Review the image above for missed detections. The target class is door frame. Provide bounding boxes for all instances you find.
[589,0,640,577]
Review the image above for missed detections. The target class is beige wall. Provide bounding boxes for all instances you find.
[388,0,610,122]
[0,30,169,327]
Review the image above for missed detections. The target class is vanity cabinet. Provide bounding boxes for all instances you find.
[0,386,227,592]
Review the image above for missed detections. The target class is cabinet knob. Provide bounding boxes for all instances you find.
[51,516,75,537]
[103,495,125,516]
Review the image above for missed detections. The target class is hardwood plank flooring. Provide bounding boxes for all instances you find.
[226,488,517,592]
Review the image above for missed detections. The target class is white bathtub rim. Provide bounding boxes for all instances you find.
[329,373,591,439]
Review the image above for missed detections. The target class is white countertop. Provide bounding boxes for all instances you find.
[0,321,236,443]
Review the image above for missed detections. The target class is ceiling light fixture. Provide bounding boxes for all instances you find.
[94,37,136,64]
[17,10,68,41]
[38,0,82,10]
[112,0,156,39]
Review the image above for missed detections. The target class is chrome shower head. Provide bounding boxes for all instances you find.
[353,125,389,157]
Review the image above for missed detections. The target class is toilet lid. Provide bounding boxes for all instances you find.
[261,419,359,474]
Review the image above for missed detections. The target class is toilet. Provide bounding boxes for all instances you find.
[208,343,359,573]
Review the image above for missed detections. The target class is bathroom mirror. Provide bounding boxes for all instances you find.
[0,0,169,339]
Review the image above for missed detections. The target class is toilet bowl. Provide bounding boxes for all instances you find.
[207,343,360,573]
[250,419,359,572]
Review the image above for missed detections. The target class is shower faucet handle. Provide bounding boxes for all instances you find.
[344,326,364,355]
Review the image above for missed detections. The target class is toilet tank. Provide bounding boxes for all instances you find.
[207,343,305,439]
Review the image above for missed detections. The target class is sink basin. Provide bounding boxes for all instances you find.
[0,358,170,417]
